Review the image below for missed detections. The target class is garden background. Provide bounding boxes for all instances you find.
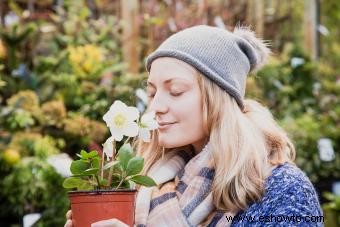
[0,0,339,226]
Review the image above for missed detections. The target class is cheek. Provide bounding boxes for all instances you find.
[171,96,205,140]
[178,111,205,137]
[159,117,204,149]
[177,92,203,125]
[158,90,205,148]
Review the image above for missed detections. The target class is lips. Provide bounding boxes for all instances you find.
[158,122,176,130]
[158,122,175,126]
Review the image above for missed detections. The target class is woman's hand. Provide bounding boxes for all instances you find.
[64,210,73,227]
[64,210,128,227]
[91,218,129,227]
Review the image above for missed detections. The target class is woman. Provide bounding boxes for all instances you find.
[65,25,322,227]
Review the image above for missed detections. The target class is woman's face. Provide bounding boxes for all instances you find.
[147,57,207,153]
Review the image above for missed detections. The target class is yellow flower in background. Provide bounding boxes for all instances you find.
[41,100,67,127]
[68,46,82,64]
[83,59,94,73]
[7,90,39,112]
[68,44,104,78]
[87,120,108,143]
[63,115,91,137]
[2,148,20,165]
[0,40,7,59]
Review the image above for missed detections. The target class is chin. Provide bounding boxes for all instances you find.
[158,134,190,149]
[158,139,176,149]
[158,134,179,148]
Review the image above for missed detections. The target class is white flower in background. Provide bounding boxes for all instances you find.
[4,11,19,27]
[40,24,56,33]
[138,111,159,142]
[103,100,139,141]
[102,136,114,160]
[135,88,148,104]
[47,153,73,177]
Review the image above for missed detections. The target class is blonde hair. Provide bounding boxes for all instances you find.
[133,72,295,213]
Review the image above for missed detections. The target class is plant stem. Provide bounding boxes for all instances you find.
[100,148,105,180]
[95,175,101,189]
[122,136,131,147]
[115,173,126,190]
[108,166,114,187]
[115,179,124,190]
[108,141,116,186]
[113,140,116,158]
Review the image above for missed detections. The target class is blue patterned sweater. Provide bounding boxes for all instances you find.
[230,162,323,227]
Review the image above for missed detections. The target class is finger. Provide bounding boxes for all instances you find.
[66,210,72,220]
[91,220,112,227]
[91,219,121,227]
[64,219,73,227]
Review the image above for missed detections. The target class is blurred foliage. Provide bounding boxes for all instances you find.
[0,0,339,226]
[320,0,340,69]
[248,44,340,182]
[0,1,145,226]
[1,157,69,227]
[323,192,340,227]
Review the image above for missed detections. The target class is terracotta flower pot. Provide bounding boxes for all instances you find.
[68,189,137,227]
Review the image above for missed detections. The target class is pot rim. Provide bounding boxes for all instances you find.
[68,189,137,195]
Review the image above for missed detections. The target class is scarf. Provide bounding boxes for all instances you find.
[135,142,235,227]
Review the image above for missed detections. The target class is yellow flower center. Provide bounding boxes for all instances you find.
[113,114,127,128]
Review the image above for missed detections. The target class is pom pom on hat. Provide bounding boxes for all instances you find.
[233,26,271,72]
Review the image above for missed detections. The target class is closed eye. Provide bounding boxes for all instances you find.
[170,92,183,97]
[147,93,155,98]
[147,91,183,99]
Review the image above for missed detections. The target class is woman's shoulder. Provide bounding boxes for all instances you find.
[232,162,323,226]
[265,162,316,194]
[264,162,322,210]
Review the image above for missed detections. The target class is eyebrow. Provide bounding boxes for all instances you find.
[147,78,189,87]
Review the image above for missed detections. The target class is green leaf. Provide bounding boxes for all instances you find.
[63,177,84,189]
[117,143,134,170]
[92,157,100,169]
[63,177,94,190]
[130,175,156,187]
[78,181,94,190]
[126,156,144,176]
[100,179,109,187]
[82,168,99,175]
[88,150,99,158]
[70,173,94,177]
[103,160,119,170]
[324,192,336,201]
[121,180,131,189]
[111,179,130,189]
[80,150,88,159]
[110,176,121,184]
[70,160,90,174]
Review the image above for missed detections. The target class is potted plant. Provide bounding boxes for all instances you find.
[62,100,158,226]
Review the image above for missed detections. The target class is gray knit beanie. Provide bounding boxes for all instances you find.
[145,25,270,110]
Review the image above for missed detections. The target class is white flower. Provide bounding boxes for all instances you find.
[4,11,19,27]
[103,100,139,141]
[135,88,148,104]
[138,111,158,142]
[102,136,114,161]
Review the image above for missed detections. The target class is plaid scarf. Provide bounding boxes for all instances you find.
[135,142,234,227]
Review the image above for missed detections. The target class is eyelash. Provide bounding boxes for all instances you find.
[147,92,183,98]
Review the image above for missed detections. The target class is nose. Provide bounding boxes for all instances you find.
[148,92,169,114]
